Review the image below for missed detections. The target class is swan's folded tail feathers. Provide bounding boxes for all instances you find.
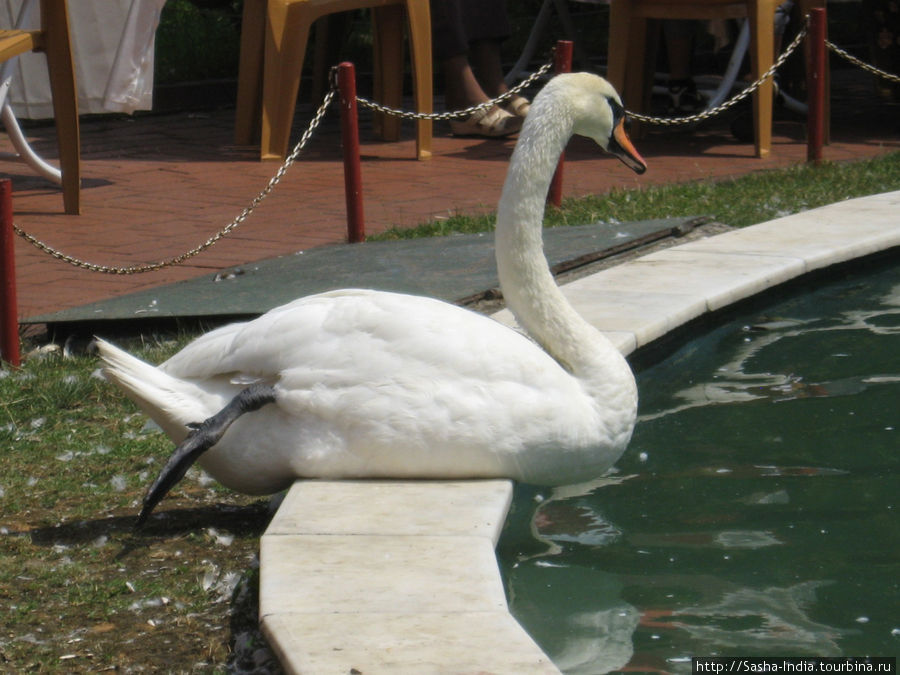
[97,338,169,394]
[96,338,209,441]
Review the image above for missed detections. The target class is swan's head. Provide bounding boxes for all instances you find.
[546,72,647,174]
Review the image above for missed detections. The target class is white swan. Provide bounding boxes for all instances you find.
[98,73,648,525]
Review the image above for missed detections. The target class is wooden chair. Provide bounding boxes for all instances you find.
[607,0,824,158]
[0,0,80,214]
[234,0,432,162]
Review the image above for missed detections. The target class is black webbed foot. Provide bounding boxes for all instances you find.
[135,384,277,528]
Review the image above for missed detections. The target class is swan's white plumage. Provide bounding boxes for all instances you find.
[99,72,640,497]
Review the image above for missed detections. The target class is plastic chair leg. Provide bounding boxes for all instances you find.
[235,0,266,145]
[748,0,775,157]
[606,0,631,95]
[372,5,403,142]
[42,0,80,214]
[259,1,314,161]
[403,0,432,160]
[608,1,652,137]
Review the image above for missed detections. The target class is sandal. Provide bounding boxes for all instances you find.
[449,105,522,138]
[504,94,531,119]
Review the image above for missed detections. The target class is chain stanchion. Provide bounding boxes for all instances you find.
[336,62,365,243]
[807,7,827,163]
[1,179,20,367]
[549,40,574,208]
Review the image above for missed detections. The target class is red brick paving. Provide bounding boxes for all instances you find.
[2,73,898,324]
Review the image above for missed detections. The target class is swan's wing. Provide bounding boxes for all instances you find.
[159,289,560,387]
[159,320,250,379]
[157,291,362,380]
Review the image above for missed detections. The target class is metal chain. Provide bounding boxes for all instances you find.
[826,40,900,84]
[356,60,554,121]
[14,88,337,275]
[628,18,808,126]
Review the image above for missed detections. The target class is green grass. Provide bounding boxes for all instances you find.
[370,151,900,240]
[0,337,270,671]
[1,339,177,519]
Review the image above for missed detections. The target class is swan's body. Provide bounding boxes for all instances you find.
[99,73,647,519]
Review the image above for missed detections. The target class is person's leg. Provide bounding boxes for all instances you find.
[462,0,529,117]
[469,39,507,98]
[443,51,522,136]
[431,0,522,135]
[431,0,467,63]
[442,53,491,109]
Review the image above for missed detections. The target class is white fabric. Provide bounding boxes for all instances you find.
[102,0,166,113]
[0,0,166,118]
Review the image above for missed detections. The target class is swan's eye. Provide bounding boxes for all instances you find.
[606,97,626,124]
[606,97,623,113]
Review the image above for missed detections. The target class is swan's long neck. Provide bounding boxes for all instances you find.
[494,87,632,398]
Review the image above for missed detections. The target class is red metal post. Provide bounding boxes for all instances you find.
[548,40,574,207]
[337,62,365,243]
[0,179,20,367]
[807,7,827,163]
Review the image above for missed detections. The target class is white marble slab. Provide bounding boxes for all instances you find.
[262,611,560,674]
[266,479,513,543]
[259,479,560,672]
[584,249,807,311]
[260,534,509,617]
[561,284,710,345]
[678,191,900,269]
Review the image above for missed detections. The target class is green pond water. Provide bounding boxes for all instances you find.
[499,260,900,673]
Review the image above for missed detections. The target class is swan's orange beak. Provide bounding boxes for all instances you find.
[609,117,647,174]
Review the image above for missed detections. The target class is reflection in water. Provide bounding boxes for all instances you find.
[641,280,900,423]
[506,538,641,674]
[673,581,842,656]
[554,606,641,674]
[500,264,900,673]
[515,493,843,672]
